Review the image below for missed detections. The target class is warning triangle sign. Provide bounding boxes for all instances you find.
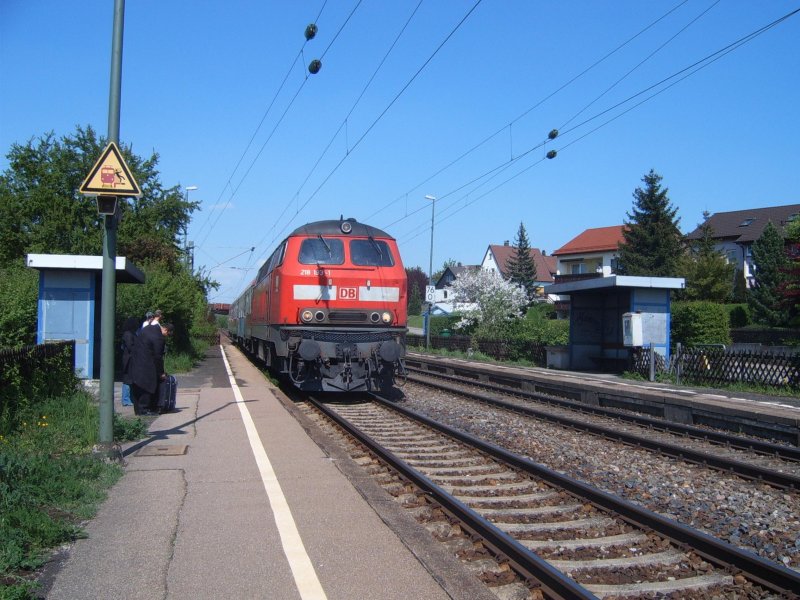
[80,142,142,197]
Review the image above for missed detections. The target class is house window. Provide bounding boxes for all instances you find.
[726,250,737,264]
[610,258,619,272]
[739,218,755,227]
[570,263,586,275]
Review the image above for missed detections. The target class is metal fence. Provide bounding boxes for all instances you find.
[410,334,800,390]
[0,339,75,366]
[0,340,77,432]
[632,345,800,389]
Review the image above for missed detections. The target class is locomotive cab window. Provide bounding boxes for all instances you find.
[298,237,344,265]
[350,239,394,266]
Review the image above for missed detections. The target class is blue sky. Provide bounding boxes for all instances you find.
[2,1,798,303]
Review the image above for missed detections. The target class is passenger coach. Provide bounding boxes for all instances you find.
[229,218,407,392]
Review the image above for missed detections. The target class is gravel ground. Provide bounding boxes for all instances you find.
[400,382,800,571]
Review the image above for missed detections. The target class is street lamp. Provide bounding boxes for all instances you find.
[425,194,436,349]
[184,186,198,269]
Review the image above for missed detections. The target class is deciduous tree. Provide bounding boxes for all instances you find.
[449,269,527,337]
[0,126,199,269]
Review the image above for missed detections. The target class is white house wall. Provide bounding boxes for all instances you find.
[555,251,617,277]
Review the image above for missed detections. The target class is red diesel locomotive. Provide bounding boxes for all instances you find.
[228,218,408,392]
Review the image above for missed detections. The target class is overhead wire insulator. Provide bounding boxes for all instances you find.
[305,23,318,41]
[546,150,557,159]
[548,129,559,140]
[308,59,322,74]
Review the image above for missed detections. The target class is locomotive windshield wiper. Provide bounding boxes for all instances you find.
[318,235,331,257]
[368,236,383,262]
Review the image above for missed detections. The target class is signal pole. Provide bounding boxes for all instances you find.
[98,0,126,454]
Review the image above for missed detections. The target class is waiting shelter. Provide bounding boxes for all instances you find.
[545,275,685,371]
[26,254,145,379]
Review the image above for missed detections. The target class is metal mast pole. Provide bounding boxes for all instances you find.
[426,196,436,350]
[98,0,125,451]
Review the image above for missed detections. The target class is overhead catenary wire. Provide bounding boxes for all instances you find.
[394,6,800,248]
[246,0,427,269]
[217,0,689,291]
[217,4,799,300]
[243,0,486,275]
[366,0,694,224]
[193,2,329,244]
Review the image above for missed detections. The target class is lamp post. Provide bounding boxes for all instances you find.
[425,194,436,349]
[184,185,198,269]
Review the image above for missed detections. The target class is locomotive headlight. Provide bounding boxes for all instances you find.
[301,309,314,323]
[381,311,393,324]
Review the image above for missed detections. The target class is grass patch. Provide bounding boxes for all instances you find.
[406,342,538,368]
[0,393,126,598]
[164,335,216,374]
[408,315,423,329]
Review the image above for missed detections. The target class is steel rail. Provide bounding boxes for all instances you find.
[368,394,800,595]
[308,396,598,600]
[408,372,800,490]
[407,363,800,460]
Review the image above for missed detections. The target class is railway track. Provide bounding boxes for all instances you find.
[306,394,800,599]
[406,367,800,489]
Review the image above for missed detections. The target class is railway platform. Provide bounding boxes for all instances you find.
[38,340,496,600]
[406,352,800,445]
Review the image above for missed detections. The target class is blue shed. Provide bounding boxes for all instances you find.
[545,275,685,372]
[26,254,145,379]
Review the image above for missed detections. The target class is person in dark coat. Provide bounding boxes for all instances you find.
[120,317,139,407]
[130,320,167,415]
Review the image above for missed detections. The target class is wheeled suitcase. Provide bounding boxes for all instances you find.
[158,374,177,413]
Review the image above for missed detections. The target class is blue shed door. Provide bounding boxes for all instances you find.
[39,272,94,378]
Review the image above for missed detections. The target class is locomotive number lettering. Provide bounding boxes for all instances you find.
[339,287,357,300]
[300,268,330,276]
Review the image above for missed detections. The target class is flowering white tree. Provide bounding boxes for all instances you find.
[450,269,528,335]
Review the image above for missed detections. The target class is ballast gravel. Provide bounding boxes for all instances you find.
[400,382,800,572]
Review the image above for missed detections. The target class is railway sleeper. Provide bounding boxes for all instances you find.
[585,572,734,599]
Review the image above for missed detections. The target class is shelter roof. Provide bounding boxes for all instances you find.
[546,275,685,294]
[26,254,145,284]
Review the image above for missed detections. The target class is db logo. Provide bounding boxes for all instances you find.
[339,287,357,300]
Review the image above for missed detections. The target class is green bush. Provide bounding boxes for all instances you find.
[671,301,732,347]
[0,260,39,348]
[0,343,79,436]
[429,314,463,336]
[727,303,750,328]
[117,262,215,355]
[0,394,123,596]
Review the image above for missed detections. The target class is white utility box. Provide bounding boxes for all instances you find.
[622,312,643,347]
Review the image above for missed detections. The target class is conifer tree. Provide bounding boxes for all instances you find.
[506,222,538,302]
[617,170,683,276]
[748,221,789,326]
[681,212,734,302]
[777,219,800,325]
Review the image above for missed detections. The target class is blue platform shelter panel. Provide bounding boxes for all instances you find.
[545,276,684,372]
[27,254,145,380]
[38,271,95,378]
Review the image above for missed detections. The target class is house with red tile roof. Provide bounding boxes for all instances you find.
[480,242,557,289]
[551,225,626,278]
